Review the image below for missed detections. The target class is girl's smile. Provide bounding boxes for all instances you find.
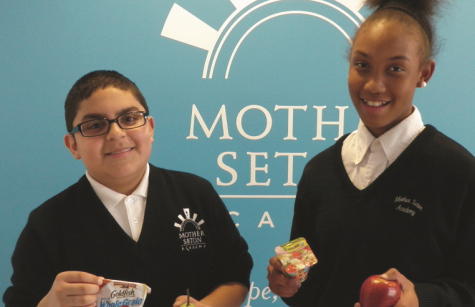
[362,99,390,107]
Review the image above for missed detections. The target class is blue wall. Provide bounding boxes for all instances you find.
[1,1,474,306]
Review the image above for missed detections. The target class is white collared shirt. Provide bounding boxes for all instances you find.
[86,164,149,241]
[342,107,425,190]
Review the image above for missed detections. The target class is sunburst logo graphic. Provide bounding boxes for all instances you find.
[174,208,205,231]
[161,0,365,79]
[175,208,206,251]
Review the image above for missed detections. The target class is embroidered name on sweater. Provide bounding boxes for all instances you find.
[394,196,423,217]
[174,208,206,251]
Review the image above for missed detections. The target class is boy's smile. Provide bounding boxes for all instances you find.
[348,20,434,137]
[64,87,154,195]
[106,148,133,156]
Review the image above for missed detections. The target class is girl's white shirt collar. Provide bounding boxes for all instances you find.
[351,106,425,166]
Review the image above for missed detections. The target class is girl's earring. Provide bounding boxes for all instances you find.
[421,81,427,88]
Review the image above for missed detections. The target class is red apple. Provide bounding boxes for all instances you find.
[360,275,401,307]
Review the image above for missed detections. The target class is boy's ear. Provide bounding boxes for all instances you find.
[64,134,82,160]
[418,59,436,87]
[148,116,155,143]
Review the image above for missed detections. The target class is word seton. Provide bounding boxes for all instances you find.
[217,151,307,186]
[187,104,348,141]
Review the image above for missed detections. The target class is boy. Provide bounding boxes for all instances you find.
[3,70,253,307]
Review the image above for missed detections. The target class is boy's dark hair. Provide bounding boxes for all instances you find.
[65,70,149,132]
[357,0,446,60]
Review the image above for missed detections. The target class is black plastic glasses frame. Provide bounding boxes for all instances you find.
[70,111,149,137]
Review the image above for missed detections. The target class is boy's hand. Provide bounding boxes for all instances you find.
[173,295,210,307]
[38,271,104,307]
[267,255,301,297]
[354,268,419,307]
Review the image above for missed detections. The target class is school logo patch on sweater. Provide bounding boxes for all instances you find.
[394,196,423,217]
[174,208,207,251]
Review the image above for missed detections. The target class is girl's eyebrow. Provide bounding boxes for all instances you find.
[389,55,410,61]
[353,50,410,62]
[353,50,369,58]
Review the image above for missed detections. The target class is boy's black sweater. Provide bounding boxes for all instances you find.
[4,164,253,307]
[283,125,475,307]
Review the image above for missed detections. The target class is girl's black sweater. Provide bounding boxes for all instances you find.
[283,125,475,307]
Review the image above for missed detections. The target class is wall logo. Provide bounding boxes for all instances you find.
[161,0,365,79]
[175,208,207,251]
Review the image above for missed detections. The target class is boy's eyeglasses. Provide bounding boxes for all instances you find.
[70,111,149,137]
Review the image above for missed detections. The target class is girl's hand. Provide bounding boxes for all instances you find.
[267,255,301,297]
[354,268,418,307]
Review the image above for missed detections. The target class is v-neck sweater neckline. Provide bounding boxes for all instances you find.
[333,125,436,202]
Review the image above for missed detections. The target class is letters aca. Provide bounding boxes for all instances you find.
[230,211,275,228]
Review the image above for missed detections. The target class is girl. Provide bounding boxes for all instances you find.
[267,0,475,306]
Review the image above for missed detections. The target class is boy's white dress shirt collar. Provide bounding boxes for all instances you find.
[342,107,425,190]
[86,164,149,241]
